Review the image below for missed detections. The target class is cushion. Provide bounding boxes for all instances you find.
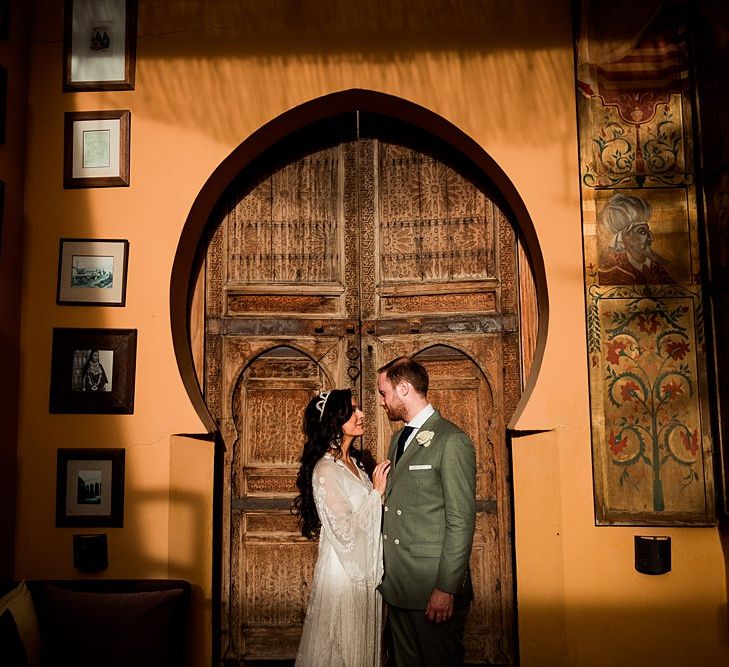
[0,582,41,667]
[37,584,185,667]
[0,609,29,667]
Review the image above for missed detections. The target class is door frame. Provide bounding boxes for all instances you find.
[171,88,548,434]
[171,89,548,664]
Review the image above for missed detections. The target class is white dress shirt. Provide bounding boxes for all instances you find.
[402,404,435,453]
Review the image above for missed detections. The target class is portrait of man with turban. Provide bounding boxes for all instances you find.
[597,192,676,285]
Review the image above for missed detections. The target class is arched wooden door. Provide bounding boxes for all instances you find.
[197,113,534,665]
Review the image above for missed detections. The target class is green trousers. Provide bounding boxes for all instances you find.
[386,597,470,667]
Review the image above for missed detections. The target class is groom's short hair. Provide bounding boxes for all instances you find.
[378,356,429,397]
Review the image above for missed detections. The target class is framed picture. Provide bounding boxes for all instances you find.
[64,110,130,188]
[49,328,137,414]
[56,448,125,527]
[63,0,137,91]
[57,238,129,306]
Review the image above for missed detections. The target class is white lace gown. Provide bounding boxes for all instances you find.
[295,453,384,667]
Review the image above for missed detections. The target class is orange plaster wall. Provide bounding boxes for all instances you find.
[15,1,728,665]
[169,435,214,667]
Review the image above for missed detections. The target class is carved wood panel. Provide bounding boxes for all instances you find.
[377,143,495,284]
[225,150,342,285]
[225,345,340,660]
[202,120,529,665]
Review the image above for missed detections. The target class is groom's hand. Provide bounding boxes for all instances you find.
[425,588,454,623]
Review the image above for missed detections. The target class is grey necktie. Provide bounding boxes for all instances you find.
[395,426,415,465]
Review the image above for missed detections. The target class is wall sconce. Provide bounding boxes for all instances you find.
[73,534,108,572]
[634,535,671,575]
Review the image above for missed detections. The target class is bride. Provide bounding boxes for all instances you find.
[293,388,391,666]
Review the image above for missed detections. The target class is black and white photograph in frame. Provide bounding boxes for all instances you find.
[57,238,129,306]
[72,349,113,392]
[63,0,137,91]
[49,328,137,414]
[77,467,103,504]
[74,255,113,288]
[56,448,125,527]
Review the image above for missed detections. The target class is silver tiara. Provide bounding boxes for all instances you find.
[315,391,331,420]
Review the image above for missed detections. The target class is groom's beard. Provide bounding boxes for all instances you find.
[383,398,407,423]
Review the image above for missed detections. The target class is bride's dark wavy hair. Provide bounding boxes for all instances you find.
[292,388,361,540]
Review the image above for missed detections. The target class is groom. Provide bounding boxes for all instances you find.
[377,356,476,666]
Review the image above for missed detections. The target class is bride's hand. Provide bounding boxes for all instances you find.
[372,460,391,495]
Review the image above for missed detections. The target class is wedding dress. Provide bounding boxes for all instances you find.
[295,453,384,666]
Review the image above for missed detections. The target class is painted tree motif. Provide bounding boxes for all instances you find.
[603,297,698,511]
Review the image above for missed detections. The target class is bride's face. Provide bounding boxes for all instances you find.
[341,401,364,439]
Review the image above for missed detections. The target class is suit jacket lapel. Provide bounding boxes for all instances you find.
[386,410,444,496]
[385,431,399,498]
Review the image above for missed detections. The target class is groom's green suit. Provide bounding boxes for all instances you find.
[379,408,476,665]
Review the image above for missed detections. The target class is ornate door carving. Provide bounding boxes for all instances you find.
[200,117,530,665]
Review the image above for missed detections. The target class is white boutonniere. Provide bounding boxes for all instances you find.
[416,431,435,447]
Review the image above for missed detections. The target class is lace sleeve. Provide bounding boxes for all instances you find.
[313,459,383,586]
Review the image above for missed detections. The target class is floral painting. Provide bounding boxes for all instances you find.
[589,292,712,521]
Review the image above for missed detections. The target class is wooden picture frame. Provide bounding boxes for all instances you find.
[63,0,137,91]
[57,238,129,306]
[49,328,137,414]
[63,110,130,188]
[56,448,125,527]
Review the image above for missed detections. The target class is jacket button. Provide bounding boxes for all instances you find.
[396,509,402,516]
[384,506,389,512]
[394,539,400,545]
[384,534,388,540]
